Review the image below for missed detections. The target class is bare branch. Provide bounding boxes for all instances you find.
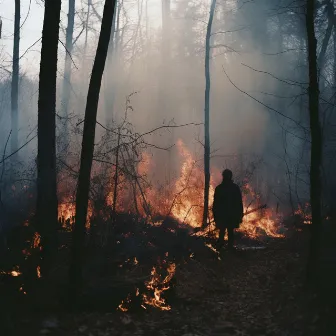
[222,66,308,133]
[0,135,37,165]
[241,63,307,87]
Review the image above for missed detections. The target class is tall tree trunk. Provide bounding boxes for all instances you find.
[318,0,334,73]
[11,0,20,162]
[79,0,91,118]
[306,0,323,282]
[112,127,121,213]
[84,0,91,60]
[162,0,170,56]
[61,0,75,148]
[202,0,216,227]
[161,0,172,187]
[69,0,116,300]
[104,0,119,125]
[36,0,62,276]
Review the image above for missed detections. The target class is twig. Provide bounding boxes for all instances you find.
[0,131,11,232]
[263,48,305,56]
[58,39,78,70]
[16,38,42,62]
[182,204,201,225]
[166,160,196,218]
[222,66,308,133]
[0,135,37,165]
[241,63,307,87]
[211,26,249,36]
[72,24,86,46]
[1,131,12,183]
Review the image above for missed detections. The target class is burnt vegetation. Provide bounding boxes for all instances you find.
[0,0,336,335]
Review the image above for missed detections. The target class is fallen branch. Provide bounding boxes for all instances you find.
[193,204,268,233]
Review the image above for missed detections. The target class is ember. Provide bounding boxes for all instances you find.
[37,266,41,278]
[0,266,22,277]
[295,203,312,225]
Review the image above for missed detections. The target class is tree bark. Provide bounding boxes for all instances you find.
[36,0,62,276]
[306,0,323,282]
[317,0,334,72]
[104,0,118,123]
[112,128,121,213]
[104,0,121,124]
[11,0,20,162]
[84,0,91,59]
[161,0,172,187]
[202,0,216,227]
[61,0,75,147]
[69,0,116,300]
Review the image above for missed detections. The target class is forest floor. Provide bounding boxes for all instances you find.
[12,227,336,336]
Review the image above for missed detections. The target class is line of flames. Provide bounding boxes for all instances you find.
[57,139,283,239]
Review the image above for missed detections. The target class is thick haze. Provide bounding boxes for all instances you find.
[0,0,314,212]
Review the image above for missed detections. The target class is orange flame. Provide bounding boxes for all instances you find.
[11,270,21,277]
[37,266,41,278]
[118,262,176,312]
[0,266,23,277]
[142,262,176,310]
[56,139,282,239]
[295,203,312,225]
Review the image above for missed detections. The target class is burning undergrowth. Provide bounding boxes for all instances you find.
[1,133,285,314]
[54,138,284,311]
[118,261,177,312]
[57,139,284,239]
[70,215,218,313]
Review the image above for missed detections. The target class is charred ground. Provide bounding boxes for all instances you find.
[1,212,336,336]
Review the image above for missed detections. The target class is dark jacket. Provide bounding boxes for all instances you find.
[213,180,243,228]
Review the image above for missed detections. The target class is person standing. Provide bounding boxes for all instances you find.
[213,169,243,250]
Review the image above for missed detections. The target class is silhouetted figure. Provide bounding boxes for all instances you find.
[213,169,243,250]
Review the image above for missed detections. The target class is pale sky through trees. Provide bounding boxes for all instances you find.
[1,0,44,75]
[0,0,161,75]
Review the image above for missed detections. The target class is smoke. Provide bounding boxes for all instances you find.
[0,0,312,216]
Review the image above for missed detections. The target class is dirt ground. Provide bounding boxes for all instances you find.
[12,228,336,336]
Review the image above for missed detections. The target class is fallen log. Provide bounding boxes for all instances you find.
[193,204,268,233]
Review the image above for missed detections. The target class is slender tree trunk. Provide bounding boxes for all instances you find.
[318,0,334,73]
[162,0,170,56]
[161,0,172,187]
[79,0,91,117]
[111,0,122,121]
[36,0,62,276]
[61,0,75,147]
[69,0,116,300]
[112,128,121,213]
[11,0,20,162]
[334,25,336,88]
[202,0,216,227]
[84,0,91,59]
[306,0,323,282]
[115,0,122,57]
[104,0,118,125]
